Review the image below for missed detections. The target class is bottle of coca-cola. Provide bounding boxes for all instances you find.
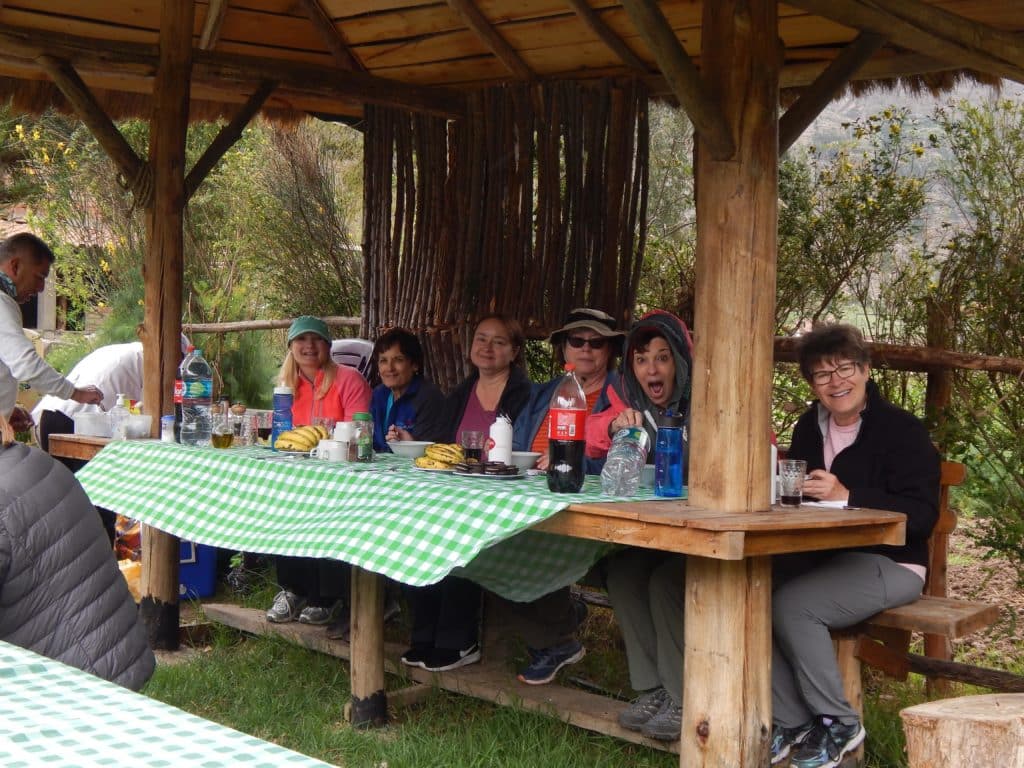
[547,363,587,493]
[173,346,191,443]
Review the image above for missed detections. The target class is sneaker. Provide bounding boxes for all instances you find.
[641,699,682,741]
[400,644,433,669]
[789,717,866,768]
[618,687,670,731]
[298,601,344,626]
[517,639,586,685]
[771,721,814,765]
[326,597,402,641]
[265,590,305,623]
[420,643,482,672]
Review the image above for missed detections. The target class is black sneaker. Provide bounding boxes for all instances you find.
[421,643,481,672]
[789,717,865,768]
[400,644,433,669]
[640,699,682,741]
[770,721,814,765]
[516,639,585,685]
[618,687,670,731]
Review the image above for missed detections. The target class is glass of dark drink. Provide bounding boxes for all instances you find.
[253,411,272,445]
[460,429,485,461]
[779,459,807,506]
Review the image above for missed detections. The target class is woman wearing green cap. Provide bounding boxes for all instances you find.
[266,316,372,626]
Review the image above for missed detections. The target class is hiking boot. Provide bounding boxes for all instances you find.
[618,687,670,731]
[265,590,305,623]
[400,644,433,669]
[641,698,682,741]
[326,596,402,641]
[517,639,586,685]
[298,600,344,626]
[771,721,814,765]
[789,717,865,768]
[420,643,482,672]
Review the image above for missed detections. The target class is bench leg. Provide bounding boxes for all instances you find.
[834,635,864,765]
[349,566,387,727]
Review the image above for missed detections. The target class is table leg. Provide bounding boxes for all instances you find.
[349,566,387,727]
[680,555,771,767]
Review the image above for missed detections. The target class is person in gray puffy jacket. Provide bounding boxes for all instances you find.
[0,430,155,690]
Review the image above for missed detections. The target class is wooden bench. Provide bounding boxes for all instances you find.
[836,461,1002,721]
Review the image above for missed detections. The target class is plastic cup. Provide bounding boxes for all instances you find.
[779,459,807,506]
[460,430,485,461]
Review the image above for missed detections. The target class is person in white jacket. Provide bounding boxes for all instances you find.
[0,234,103,428]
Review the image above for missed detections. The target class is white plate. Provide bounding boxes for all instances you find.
[452,470,524,480]
[412,465,454,474]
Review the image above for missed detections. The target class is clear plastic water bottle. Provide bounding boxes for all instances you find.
[600,425,651,497]
[180,348,213,446]
[109,393,130,441]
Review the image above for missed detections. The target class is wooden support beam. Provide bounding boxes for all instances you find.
[620,0,734,160]
[184,79,276,200]
[35,55,149,203]
[198,0,228,51]
[182,315,360,333]
[779,32,884,154]
[446,0,533,81]
[297,0,363,72]
[139,0,194,652]
[787,0,1024,85]
[564,0,649,73]
[781,51,956,90]
[0,25,466,119]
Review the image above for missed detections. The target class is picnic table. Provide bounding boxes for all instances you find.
[0,639,334,767]
[71,439,906,756]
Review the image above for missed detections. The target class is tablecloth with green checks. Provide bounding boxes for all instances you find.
[0,640,334,767]
[76,440,677,602]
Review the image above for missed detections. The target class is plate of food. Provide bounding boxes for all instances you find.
[412,465,454,474]
[451,461,523,479]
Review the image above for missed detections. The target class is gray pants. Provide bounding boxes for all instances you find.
[772,551,924,728]
[606,548,687,704]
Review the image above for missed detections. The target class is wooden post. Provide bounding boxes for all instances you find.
[139,0,194,650]
[684,0,778,764]
[349,566,387,727]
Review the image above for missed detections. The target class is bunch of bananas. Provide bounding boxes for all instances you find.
[274,424,330,452]
[413,443,465,469]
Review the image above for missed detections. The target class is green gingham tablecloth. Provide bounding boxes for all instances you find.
[75,440,677,602]
[0,640,334,767]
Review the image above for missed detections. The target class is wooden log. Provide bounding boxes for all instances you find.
[620,0,734,161]
[297,0,364,72]
[182,316,360,334]
[139,0,193,652]
[901,694,1024,767]
[564,0,649,73]
[446,0,533,80]
[198,0,229,51]
[349,567,387,727]
[906,656,1024,693]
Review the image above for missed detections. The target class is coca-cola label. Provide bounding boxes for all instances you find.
[549,408,586,440]
[173,379,184,404]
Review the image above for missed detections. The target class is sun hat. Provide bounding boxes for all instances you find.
[287,316,331,344]
[549,308,626,343]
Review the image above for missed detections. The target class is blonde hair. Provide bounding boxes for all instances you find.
[0,411,13,447]
[278,349,338,400]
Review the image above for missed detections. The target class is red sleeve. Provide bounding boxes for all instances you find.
[331,368,372,421]
[585,386,628,458]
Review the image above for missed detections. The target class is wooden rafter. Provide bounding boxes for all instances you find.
[0,25,465,119]
[620,0,734,160]
[564,0,648,73]
[185,79,277,200]
[297,0,363,72]
[446,0,533,81]
[780,51,955,90]
[779,32,885,154]
[198,0,229,51]
[788,0,1024,85]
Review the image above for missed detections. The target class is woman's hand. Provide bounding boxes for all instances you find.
[535,453,549,471]
[386,425,414,442]
[609,407,643,436]
[803,469,849,502]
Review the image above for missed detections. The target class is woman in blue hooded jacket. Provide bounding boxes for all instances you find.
[370,328,446,451]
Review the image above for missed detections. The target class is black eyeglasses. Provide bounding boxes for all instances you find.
[566,335,608,349]
[810,362,859,385]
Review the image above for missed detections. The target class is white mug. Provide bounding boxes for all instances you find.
[333,421,355,442]
[311,439,347,462]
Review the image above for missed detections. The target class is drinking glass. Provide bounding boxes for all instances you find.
[254,411,272,445]
[779,459,807,506]
[460,430,485,461]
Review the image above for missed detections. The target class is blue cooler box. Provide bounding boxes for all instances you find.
[179,540,217,598]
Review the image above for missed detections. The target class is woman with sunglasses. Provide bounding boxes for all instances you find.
[504,308,626,685]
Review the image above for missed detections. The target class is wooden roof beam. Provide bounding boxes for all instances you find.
[198,0,228,51]
[779,32,885,154]
[564,0,649,73]
[0,25,465,119]
[446,0,534,81]
[185,79,276,201]
[787,0,1024,85]
[780,51,957,90]
[296,0,364,73]
[620,0,733,160]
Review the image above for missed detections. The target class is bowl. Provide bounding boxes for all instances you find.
[73,411,112,438]
[388,440,433,459]
[509,450,542,471]
[124,414,153,439]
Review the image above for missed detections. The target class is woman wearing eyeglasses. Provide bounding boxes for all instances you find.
[769,324,939,768]
[504,308,626,685]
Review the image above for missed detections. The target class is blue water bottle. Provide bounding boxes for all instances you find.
[270,385,293,450]
[654,412,685,498]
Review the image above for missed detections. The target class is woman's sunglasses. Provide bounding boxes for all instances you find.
[566,335,608,349]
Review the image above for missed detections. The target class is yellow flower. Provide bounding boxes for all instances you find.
[15,124,24,137]
[31,129,40,141]
[97,301,106,309]
[137,299,145,306]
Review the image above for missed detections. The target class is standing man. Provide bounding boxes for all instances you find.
[0,233,103,429]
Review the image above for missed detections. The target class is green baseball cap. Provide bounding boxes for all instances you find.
[287,315,331,344]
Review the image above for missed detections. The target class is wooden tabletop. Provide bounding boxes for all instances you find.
[46,433,110,462]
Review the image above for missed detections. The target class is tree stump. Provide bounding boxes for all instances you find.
[900,693,1024,767]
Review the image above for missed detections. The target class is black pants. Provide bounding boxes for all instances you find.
[39,410,116,547]
[274,556,349,608]
[404,576,481,651]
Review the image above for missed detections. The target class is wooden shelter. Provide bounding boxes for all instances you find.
[2,2,1023,766]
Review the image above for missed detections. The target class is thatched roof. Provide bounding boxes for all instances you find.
[0,1,1020,123]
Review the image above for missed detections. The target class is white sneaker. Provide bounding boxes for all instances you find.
[266,590,306,623]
